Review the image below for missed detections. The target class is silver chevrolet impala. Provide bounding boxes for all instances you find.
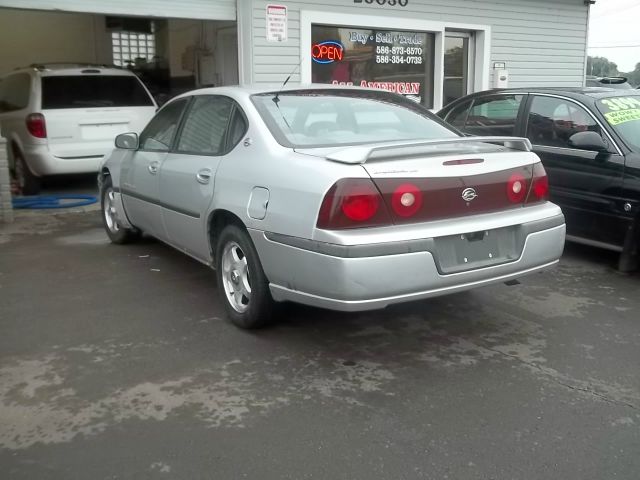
[98,86,566,329]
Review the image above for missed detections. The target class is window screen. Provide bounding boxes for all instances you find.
[41,75,154,109]
[177,96,233,155]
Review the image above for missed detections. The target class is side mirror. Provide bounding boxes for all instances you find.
[567,131,609,153]
[115,132,139,150]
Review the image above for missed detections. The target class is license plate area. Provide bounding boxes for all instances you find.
[434,226,521,274]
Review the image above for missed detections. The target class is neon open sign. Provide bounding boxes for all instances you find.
[312,41,344,64]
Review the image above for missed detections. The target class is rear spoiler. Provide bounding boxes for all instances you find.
[325,136,532,165]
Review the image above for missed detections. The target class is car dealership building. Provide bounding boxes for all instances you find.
[0,0,593,221]
[0,0,593,110]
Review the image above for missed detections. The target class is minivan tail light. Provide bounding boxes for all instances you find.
[317,178,391,229]
[526,162,549,203]
[26,113,47,138]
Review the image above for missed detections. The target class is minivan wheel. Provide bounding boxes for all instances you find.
[101,176,139,244]
[14,152,41,195]
[215,224,274,329]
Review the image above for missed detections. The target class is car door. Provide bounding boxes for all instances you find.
[159,95,244,260]
[524,94,627,246]
[120,97,189,239]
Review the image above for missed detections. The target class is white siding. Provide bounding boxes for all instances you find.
[0,0,236,20]
[245,0,588,88]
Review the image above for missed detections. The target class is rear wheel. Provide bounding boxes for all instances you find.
[215,224,274,329]
[101,177,139,244]
[13,150,41,195]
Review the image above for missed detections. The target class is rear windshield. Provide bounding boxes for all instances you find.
[251,89,457,148]
[42,75,154,109]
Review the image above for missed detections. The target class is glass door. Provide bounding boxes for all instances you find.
[444,31,474,106]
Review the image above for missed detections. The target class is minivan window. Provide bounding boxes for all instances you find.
[41,75,154,109]
[252,90,457,148]
[0,73,31,112]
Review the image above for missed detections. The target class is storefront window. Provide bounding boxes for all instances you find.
[311,25,435,108]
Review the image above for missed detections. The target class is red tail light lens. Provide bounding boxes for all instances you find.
[391,183,423,217]
[507,173,527,203]
[317,178,391,229]
[527,162,549,203]
[26,113,47,138]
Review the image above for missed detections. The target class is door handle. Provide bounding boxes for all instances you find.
[148,161,159,174]
[196,168,212,185]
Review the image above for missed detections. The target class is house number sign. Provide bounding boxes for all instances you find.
[353,0,409,6]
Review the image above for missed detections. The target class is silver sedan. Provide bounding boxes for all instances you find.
[98,86,566,328]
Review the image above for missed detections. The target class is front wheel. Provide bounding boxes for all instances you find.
[215,224,274,329]
[101,177,139,244]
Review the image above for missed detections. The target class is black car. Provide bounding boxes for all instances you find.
[438,87,640,271]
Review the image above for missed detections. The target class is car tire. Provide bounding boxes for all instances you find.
[13,150,41,195]
[215,224,274,329]
[101,176,139,244]
[618,218,639,273]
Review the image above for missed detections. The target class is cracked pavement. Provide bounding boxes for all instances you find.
[0,210,639,479]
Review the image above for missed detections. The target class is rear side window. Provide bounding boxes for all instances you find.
[177,96,234,155]
[0,73,31,112]
[444,99,472,128]
[464,95,524,136]
[41,75,154,109]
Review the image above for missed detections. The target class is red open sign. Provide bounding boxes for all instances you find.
[312,41,344,64]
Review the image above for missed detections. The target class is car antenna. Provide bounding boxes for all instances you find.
[273,62,300,105]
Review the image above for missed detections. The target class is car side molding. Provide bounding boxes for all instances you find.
[325,137,533,164]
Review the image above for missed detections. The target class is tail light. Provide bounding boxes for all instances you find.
[507,173,527,203]
[391,183,423,217]
[26,113,47,138]
[526,163,549,203]
[317,178,391,229]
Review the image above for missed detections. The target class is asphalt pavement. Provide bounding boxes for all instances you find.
[0,208,638,479]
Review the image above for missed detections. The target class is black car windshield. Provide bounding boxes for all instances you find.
[596,94,640,152]
[252,89,457,148]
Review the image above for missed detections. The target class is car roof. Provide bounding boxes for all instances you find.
[9,64,138,77]
[451,86,640,102]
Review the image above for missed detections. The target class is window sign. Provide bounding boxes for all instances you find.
[311,25,435,108]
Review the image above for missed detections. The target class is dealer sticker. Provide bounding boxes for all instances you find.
[600,96,640,125]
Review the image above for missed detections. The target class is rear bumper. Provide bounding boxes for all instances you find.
[249,212,566,312]
[22,144,107,176]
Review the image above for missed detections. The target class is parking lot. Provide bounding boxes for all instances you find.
[1,199,639,479]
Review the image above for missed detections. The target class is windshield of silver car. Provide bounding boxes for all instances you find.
[596,95,640,152]
[252,90,458,148]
